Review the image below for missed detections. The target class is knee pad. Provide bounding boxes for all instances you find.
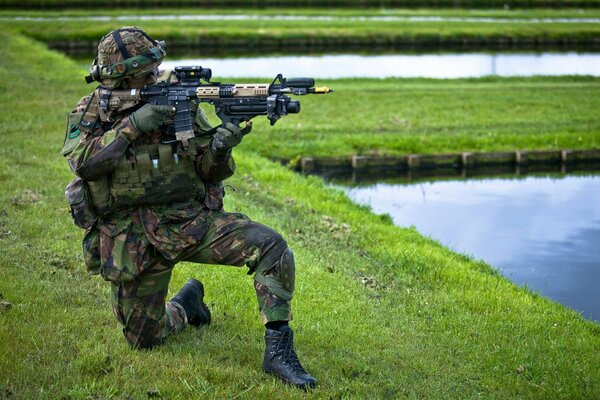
[254,247,295,301]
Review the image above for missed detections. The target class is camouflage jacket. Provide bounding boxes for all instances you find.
[66,92,236,261]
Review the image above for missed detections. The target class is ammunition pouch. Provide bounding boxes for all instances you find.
[87,175,113,216]
[109,142,205,209]
[65,177,98,230]
[64,177,102,275]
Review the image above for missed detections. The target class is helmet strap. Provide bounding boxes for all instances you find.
[112,30,131,60]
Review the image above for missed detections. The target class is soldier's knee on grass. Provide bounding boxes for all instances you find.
[254,247,296,301]
[123,316,164,350]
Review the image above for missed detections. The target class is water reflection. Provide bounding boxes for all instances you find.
[162,52,600,78]
[338,173,600,322]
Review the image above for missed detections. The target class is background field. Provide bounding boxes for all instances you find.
[3,9,600,53]
[3,0,600,8]
[238,76,600,159]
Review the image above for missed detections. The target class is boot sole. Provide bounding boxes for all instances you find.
[263,368,317,390]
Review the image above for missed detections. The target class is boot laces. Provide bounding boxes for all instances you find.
[275,329,308,375]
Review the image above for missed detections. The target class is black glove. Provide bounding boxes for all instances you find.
[211,122,252,151]
[128,104,174,136]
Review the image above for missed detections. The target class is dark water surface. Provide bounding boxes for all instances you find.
[337,173,600,322]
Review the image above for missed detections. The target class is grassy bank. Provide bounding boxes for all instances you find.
[3,9,600,54]
[235,76,600,160]
[5,11,597,160]
[3,8,600,18]
[1,30,600,400]
[3,0,600,9]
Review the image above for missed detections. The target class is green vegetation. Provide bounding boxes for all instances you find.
[3,7,600,17]
[1,28,600,400]
[234,76,600,160]
[2,0,600,9]
[2,9,600,53]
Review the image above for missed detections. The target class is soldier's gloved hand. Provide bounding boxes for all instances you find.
[211,122,252,152]
[127,104,175,137]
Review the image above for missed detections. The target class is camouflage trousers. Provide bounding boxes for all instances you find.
[99,209,293,349]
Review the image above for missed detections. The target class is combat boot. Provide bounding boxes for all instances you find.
[263,326,317,390]
[170,279,211,326]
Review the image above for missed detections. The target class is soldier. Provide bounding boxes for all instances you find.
[62,27,316,390]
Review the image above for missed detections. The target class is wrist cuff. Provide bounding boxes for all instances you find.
[115,117,138,141]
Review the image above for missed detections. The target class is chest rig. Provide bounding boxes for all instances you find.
[69,88,210,214]
[109,139,207,209]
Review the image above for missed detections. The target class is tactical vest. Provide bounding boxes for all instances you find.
[109,140,207,209]
[63,89,210,215]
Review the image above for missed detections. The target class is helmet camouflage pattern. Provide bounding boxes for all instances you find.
[87,27,166,88]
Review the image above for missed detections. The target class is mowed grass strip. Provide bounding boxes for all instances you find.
[3,0,600,9]
[3,8,600,18]
[0,32,599,399]
[238,75,600,159]
[2,9,600,52]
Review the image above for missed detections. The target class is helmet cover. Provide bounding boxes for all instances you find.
[90,26,166,88]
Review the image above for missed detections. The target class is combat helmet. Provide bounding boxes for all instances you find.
[85,27,166,89]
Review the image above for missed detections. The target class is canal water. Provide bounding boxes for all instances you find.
[336,173,600,322]
[162,52,600,78]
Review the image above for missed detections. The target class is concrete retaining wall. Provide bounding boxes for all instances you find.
[51,36,600,57]
[292,149,600,173]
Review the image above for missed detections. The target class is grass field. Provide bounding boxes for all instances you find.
[3,8,600,17]
[3,0,600,9]
[2,8,600,53]
[5,9,598,160]
[237,76,600,160]
[1,28,600,399]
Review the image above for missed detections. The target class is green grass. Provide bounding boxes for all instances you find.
[233,76,600,160]
[2,0,600,9]
[3,7,600,17]
[2,8,600,53]
[6,9,597,160]
[1,31,600,399]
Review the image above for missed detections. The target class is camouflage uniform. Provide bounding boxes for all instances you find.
[62,28,316,391]
[65,86,294,350]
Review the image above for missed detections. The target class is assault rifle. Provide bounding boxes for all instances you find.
[106,66,333,145]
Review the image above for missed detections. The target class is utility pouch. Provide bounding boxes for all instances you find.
[110,142,205,208]
[82,227,101,275]
[65,177,98,229]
